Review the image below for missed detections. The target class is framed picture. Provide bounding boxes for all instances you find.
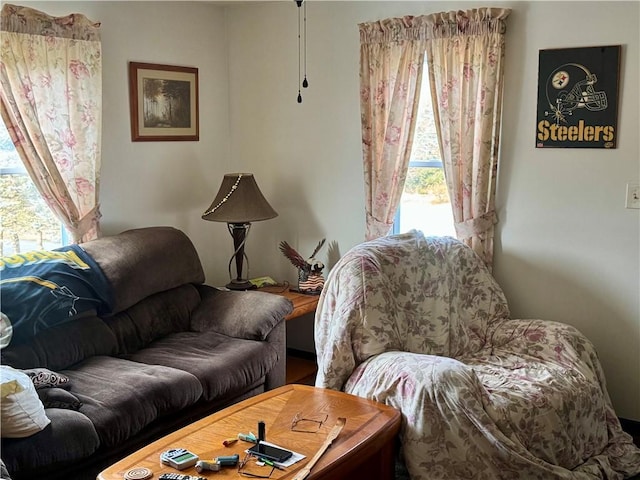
[535,45,621,149]
[128,62,199,141]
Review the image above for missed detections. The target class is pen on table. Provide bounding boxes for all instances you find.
[258,457,286,470]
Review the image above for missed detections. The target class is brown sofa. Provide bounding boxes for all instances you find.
[0,227,292,480]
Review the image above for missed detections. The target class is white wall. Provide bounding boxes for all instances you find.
[495,1,640,422]
[21,1,235,288]
[224,1,640,421]
[20,1,639,420]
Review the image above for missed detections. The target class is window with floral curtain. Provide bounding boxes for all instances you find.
[0,3,102,243]
[359,17,426,241]
[425,8,510,268]
[359,8,510,268]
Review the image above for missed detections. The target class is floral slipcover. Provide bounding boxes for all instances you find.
[315,231,640,479]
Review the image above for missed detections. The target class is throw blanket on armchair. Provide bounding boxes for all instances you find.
[0,245,113,345]
[315,231,640,480]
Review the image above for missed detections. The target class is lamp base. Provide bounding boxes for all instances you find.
[226,279,257,291]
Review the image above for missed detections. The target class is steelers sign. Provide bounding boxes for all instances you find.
[536,45,621,149]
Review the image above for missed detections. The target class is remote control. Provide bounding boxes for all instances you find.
[158,474,205,480]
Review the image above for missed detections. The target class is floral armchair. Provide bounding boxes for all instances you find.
[315,231,640,480]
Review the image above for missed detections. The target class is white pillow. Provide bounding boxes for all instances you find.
[1,365,50,438]
[0,312,12,349]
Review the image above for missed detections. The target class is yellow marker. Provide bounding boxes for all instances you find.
[222,437,238,447]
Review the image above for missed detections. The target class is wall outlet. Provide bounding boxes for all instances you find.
[626,183,640,209]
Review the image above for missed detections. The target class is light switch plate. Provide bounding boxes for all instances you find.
[626,183,640,209]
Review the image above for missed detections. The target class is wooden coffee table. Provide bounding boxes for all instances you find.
[98,384,401,480]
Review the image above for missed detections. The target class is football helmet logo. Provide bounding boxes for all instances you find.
[545,63,608,124]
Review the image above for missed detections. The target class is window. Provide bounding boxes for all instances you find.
[0,121,65,255]
[394,65,455,237]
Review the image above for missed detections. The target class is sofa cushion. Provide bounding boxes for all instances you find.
[192,286,293,341]
[124,331,279,402]
[64,356,203,447]
[81,226,205,314]
[105,284,200,353]
[0,316,118,371]
[1,408,100,473]
[37,388,82,411]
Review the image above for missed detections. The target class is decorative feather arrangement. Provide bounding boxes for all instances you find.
[279,239,326,293]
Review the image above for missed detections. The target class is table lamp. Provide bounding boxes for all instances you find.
[202,173,277,290]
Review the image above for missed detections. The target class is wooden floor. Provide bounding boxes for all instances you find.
[620,418,640,447]
[286,354,316,385]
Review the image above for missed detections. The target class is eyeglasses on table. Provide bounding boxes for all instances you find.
[290,412,329,433]
[237,452,277,478]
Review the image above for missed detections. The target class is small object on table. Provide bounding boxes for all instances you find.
[258,457,286,471]
[292,417,347,480]
[195,460,220,473]
[124,467,153,480]
[194,454,239,473]
[238,432,257,443]
[279,239,326,294]
[222,437,238,447]
[158,474,205,480]
[160,448,199,470]
[214,454,240,467]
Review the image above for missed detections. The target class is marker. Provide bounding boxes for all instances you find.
[238,432,257,443]
[258,457,286,471]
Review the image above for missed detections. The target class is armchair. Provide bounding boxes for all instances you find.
[315,231,640,479]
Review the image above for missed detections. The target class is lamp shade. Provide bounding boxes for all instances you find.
[202,173,277,223]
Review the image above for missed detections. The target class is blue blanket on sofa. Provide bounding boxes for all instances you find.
[0,245,113,345]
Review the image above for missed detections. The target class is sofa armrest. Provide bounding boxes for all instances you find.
[264,320,286,390]
[191,285,293,341]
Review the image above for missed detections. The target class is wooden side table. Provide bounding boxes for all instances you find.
[258,286,320,385]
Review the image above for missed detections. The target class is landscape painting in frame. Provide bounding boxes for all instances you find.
[129,62,199,141]
[536,45,620,148]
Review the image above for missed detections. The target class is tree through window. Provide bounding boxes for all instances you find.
[394,62,455,237]
[0,121,64,255]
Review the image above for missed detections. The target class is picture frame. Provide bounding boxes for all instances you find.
[128,62,199,141]
[535,45,621,149]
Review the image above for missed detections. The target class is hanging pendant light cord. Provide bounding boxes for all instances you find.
[297,1,302,103]
[302,1,308,88]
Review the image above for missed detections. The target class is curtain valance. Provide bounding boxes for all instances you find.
[1,3,100,41]
[359,8,509,44]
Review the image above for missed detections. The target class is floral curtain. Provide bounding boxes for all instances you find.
[425,8,510,267]
[359,17,426,240]
[0,4,102,243]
